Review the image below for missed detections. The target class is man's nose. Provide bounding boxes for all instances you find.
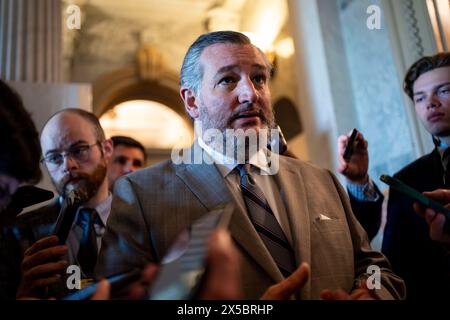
[238,78,258,104]
[62,155,78,172]
[427,95,442,109]
[123,161,134,174]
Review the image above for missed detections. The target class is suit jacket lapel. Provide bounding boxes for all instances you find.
[275,157,312,299]
[175,148,282,284]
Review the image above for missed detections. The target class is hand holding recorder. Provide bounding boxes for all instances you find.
[413,189,450,245]
[380,175,450,244]
[337,129,370,184]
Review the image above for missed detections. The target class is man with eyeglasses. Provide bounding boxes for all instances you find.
[107,136,146,191]
[0,108,114,299]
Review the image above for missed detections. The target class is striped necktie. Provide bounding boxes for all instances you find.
[238,163,296,277]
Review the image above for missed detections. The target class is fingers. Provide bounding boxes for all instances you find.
[128,264,159,300]
[337,135,349,157]
[23,260,68,281]
[91,279,110,300]
[423,189,450,203]
[200,230,242,300]
[428,211,446,241]
[337,161,349,174]
[413,202,427,218]
[414,192,450,244]
[320,288,351,300]
[29,276,63,292]
[349,281,376,300]
[23,236,60,257]
[17,236,68,299]
[260,262,310,300]
[424,208,438,225]
[22,245,68,271]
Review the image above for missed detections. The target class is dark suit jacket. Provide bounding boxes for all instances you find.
[0,201,60,299]
[381,148,450,299]
[96,150,405,299]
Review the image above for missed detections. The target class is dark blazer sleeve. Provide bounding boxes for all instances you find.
[348,183,383,241]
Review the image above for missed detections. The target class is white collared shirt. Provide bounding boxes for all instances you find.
[198,138,293,244]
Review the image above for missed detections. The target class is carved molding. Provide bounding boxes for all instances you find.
[136,44,165,81]
[402,0,425,60]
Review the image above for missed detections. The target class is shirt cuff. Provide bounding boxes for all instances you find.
[347,178,380,202]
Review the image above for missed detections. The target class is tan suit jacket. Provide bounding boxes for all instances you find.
[96,149,405,299]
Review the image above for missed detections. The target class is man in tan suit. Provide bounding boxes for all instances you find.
[96,31,405,299]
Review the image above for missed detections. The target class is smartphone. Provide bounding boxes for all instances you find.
[53,190,83,245]
[343,128,359,161]
[147,203,234,300]
[62,269,142,300]
[380,174,450,220]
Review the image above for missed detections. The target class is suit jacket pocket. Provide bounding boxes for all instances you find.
[312,218,344,233]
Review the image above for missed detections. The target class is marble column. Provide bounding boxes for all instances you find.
[0,0,62,82]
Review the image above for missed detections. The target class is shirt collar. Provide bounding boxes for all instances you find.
[198,137,273,177]
[59,193,112,226]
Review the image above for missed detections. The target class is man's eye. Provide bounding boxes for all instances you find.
[219,77,236,85]
[133,160,143,167]
[47,154,61,163]
[253,75,266,85]
[72,147,87,156]
[415,96,425,103]
[438,88,450,95]
[115,156,128,165]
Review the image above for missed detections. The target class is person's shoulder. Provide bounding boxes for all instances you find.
[280,155,330,174]
[278,155,338,187]
[394,149,438,179]
[115,159,178,192]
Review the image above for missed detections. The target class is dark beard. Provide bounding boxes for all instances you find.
[54,161,107,202]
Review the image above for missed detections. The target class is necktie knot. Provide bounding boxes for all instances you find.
[238,163,256,185]
[78,208,97,224]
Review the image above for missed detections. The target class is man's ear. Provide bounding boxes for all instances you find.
[102,139,114,160]
[180,87,200,119]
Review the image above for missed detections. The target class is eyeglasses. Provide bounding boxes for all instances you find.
[41,142,100,167]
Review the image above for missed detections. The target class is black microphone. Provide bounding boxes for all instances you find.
[53,189,85,245]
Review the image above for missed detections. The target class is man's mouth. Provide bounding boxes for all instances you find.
[63,177,83,190]
[428,113,445,122]
[233,112,262,121]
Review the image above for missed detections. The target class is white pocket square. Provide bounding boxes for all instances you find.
[318,214,332,221]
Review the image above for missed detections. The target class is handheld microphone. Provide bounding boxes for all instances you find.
[53,188,85,245]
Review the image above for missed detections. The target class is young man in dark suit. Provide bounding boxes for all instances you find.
[338,53,450,299]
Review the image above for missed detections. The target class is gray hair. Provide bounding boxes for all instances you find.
[180,31,273,95]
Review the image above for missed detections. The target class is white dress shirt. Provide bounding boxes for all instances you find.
[198,138,293,245]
